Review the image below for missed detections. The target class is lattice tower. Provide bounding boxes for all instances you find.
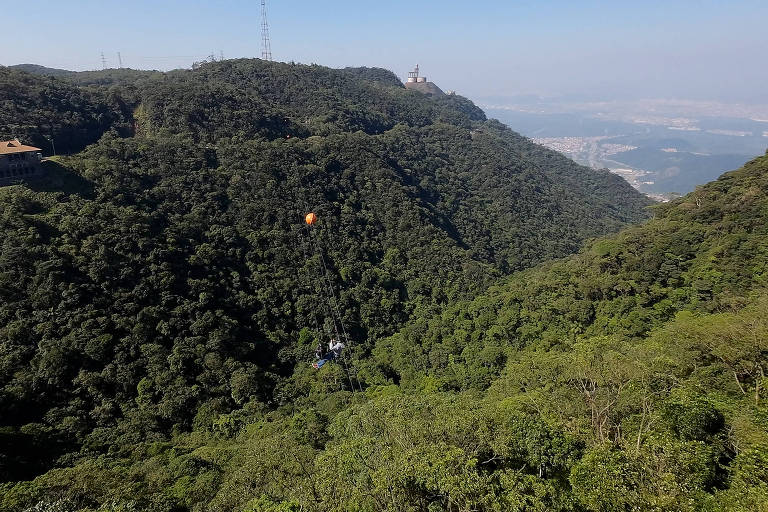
[261,0,272,61]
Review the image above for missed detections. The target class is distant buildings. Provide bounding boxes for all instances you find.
[0,139,44,185]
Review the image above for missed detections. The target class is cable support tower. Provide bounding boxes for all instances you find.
[100,52,107,69]
[260,0,273,61]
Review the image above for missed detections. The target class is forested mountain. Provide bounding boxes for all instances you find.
[4,151,761,512]
[0,59,670,510]
[0,67,133,154]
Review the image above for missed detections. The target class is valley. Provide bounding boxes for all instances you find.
[485,99,768,199]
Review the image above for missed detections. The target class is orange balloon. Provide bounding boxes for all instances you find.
[305,212,317,225]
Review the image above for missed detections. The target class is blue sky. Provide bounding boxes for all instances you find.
[4,0,768,102]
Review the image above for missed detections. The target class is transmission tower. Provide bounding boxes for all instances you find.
[261,0,272,61]
[100,52,107,69]
[117,52,123,68]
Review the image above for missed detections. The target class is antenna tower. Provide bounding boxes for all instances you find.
[260,0,272,61]
[101,52,107,69]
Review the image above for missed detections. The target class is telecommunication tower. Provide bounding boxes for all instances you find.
[261,0,272,61]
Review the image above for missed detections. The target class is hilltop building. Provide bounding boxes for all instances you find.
[0,139,44,185]
[404,65,444,97]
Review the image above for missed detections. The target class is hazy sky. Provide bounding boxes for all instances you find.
[3,0,767,102]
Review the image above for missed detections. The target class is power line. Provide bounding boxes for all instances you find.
[261,0,272,61]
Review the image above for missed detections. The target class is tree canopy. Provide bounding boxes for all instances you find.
[5,60,764,511]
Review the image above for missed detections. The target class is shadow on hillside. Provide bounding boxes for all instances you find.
[24,159,94,198]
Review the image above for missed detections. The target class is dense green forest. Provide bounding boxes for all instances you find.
[3,59,765,510]
[0,67,133,154]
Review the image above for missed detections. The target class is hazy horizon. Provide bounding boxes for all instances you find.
[3,0,768,104]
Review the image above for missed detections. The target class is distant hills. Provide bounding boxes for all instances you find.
[8,63,75,77]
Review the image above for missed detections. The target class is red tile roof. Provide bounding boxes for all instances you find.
[0,139,42,155]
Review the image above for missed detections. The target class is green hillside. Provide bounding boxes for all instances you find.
[377,152,768,389]
[3,144,765,510]
[0,67,133,154]
[357,153,768,511]
[0,59,677,510]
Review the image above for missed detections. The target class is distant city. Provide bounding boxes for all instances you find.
[483,98,768,201]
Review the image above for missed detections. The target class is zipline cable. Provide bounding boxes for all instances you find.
[297,221,323,340]
[289,187,353,389]
[305,216,362,392]
[306,225,342,342]
[307,225,356,391]
[308,226,351,346]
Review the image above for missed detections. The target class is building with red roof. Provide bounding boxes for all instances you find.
[0,139,44,185]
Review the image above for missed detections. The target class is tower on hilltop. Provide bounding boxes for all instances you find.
[261,0,272,61]
[404,64,444,96]
[407,64,423,83]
